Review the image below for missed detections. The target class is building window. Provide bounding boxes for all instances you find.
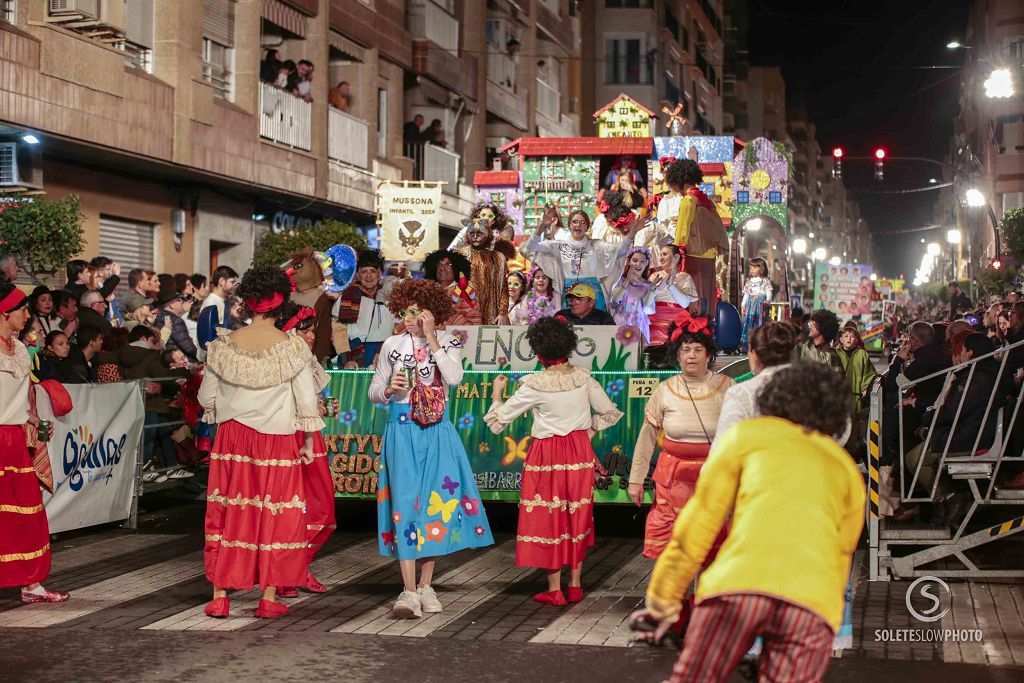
[1,0,15,25]
[1003,192,1024,215]
[45,0,152,71]
[202,39,234,100]
[769,191,783,203]
[699,183,714,197]
[605,35,650,85]
[737,191,749,204]
[377,87,388,159]
[486,18,518,91]
[99,216,156,277]
[120,0,154,72]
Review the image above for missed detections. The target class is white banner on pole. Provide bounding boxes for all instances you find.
[37,383,145,534]
[378,181,441,262]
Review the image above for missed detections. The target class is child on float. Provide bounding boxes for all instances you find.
[485,317,623,605]
[369,278,494,619]
[519,265,559,325]
[740,256,774,353]
[506,270,528,325]
[609,246,656,343]
[648,244,700,345]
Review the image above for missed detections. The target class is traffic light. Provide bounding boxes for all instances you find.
[832,147,843,179]
[874,148,886,182]
[993,258,1003,270]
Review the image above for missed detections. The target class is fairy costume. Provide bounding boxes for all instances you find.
[370,331,494,560]
[609,246,657,343]
[740,276,774,349]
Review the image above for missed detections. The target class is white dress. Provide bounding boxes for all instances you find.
[520,232,635,310]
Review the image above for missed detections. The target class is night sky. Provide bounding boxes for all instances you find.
[747,1,971,279]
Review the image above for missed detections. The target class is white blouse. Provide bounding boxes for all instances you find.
[198,334,325,435]
[369,331,464,405]
[484,367,624,439]
[0,340,30,426]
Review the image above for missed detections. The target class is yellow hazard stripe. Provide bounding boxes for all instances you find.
[868,420,880,518]
[989,516,1024,537]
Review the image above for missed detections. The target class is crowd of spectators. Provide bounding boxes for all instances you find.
[260,48,315,102]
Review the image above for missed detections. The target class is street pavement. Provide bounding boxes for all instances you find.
[1,496,1023,682]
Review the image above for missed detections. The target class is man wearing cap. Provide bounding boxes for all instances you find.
[556,283,615,325]
[154,282,199,362]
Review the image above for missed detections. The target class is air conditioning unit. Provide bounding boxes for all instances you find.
[49,0,99,19]
[0,143,17,186]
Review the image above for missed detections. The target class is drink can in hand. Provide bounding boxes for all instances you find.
[38,420,52,443]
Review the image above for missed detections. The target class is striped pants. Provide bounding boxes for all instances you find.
[667,594,833,683]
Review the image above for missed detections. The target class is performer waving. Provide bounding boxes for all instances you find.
[485,318,623,605]
[370,279,494,620]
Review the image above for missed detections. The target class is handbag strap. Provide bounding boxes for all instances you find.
[679,375,713,445]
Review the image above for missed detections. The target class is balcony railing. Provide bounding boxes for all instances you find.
[487,52,517,92]
[408,0,459,55]
[259,82,311,151]
[328,107,369,169]
[202,61,232,101]
[536,78,560,121]
[407,142,460,195]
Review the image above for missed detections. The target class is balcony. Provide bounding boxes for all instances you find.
[412,40,477,100]
[407,142,460,196]
[536,1,574,52]
[259,82,311,151]
[487,78,528,130]
[536,78,560,122]
[408,0,459,55]
[487,52,518,94]
[328,107,369,169]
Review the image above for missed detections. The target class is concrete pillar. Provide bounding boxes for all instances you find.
[461,0,488,181]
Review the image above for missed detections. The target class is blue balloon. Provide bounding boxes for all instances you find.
[323,244,358,293]
[715,301,742,351]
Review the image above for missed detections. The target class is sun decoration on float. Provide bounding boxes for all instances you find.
[749,169,771,191]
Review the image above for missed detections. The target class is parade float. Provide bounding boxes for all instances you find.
[318,95,792,504]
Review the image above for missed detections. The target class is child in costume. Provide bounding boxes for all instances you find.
[507,270,528,324]
[609,246,657,343]
[519,265,559,325]
[485,317,623,605]
[740,257,774,352]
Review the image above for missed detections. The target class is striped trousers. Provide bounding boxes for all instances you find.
[667,594,833,683]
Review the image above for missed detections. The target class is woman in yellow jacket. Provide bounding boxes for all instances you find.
[633,362,865,683]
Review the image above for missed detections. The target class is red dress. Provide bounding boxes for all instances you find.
[297,430,336,563]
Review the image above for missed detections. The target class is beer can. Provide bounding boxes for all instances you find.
[38,420,52,443]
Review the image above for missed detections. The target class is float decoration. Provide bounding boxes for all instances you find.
[594,94,657,138]
[320,244,358,294]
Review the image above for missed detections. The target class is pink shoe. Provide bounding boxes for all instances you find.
[277,587,299,598]
[254,599,289,619]
[20,587,70,604]
[204,597,230,618]
[304,572,327,593]
[566,587,584,604]
[532,590,567,606]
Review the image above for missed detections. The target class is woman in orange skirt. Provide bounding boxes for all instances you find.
[0,284,68,604]
[198,267,325,619]
[486,317,623,605]
[648,245,700,346]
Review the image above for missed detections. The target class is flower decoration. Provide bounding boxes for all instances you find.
[381,531,395,548]
[424,521,448,543]
[461,495,481,516]
[498,356,509,366]
[341,409,358,425]
[451,329,469,347]
[668,309,712,342]
[458,413,475,431]
[474,526,486,537]
[392,511,402,524]
[377,486,390,504]
[615,325,641,346]
[404,522,418,547]
[478,442,491,454]
[398,413,409,424]
[604,378,625,397]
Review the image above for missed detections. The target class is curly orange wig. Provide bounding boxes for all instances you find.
[387,278,454,325]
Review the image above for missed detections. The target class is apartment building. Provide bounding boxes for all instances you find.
[0,0,581,278]
[580,0,725,137]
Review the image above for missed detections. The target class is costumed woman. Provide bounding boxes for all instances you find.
[665,159,730,318]
[0,283,69,604]
[370,278,494,619]
[199,266,325,619]
[456,218,510,325]
[648,245,700,346]
[485,317,623,605]
[520,265,559,325]
[449,201,516,249]
[507,270,528,325]
[740,257,774,353]
[521,199,642,311]
[274,302,336,597]
[592,176,647,244]
[335,250,394,368]
[609,246,656,344]
[423,249,481,326]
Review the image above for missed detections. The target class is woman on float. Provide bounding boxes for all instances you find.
[370,278,494,620]
[506,270,528,325]
[740,257,774,353]
[422,249,481,326]
[648,245,700,346]
[609,246,657,343]
[199,266,324,619]
[273,302,335,597]
[485,317,623,605]
[0,283,69,605]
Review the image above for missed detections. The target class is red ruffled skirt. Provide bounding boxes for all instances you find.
[204,421,308,590]
[516,430,596,570]
[649,301,684,346]
[0,425,51,587]
[297,430,336,564]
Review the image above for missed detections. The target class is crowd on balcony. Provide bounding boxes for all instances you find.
[260,48,316,102]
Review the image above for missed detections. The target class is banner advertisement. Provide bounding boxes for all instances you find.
[377,181,441,261]
[451,325,639,372]
[37,383,145,534]
[813,262,874,316]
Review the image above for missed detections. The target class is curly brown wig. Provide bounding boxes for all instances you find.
[387,278,454,325]
[757,362,851,436]
[423,249,471,283]
[664,158,703,189]
[526,317,578,361]
[238,265,292,317]
[492,238,518,262]
[470,201,510,236]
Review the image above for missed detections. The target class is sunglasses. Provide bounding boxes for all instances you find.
[398,308,423,319]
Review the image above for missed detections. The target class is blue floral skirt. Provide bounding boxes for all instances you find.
[740,294,768,345]
[377,403,494,560]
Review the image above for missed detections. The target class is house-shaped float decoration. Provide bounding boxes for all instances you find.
[472,170,524,235]
[593,94,657,139]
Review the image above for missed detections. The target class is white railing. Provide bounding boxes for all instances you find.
[487,52,517,92]
[202,61,231,100]
[424,143,460,195]
[259,82,311,151]
[328,107,370,169]
[536,78,560,120]
[408,0,459,55]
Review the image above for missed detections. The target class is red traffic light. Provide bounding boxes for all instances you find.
[875,148,887,160]
[993,258,1003,270]
[832,147,844,158]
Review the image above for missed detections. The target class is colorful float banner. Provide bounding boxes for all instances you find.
[813,263,874,316]
[36,382,145,534]
[377,181,441,261]
[449,324,638,372]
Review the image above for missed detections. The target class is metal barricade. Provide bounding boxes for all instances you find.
[867,338,1024,580]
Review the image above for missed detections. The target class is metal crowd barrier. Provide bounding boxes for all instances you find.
[867,338,1024,580]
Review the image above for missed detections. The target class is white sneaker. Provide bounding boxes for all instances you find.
[391,589,422,619]
[167,469,195,479]
[142,471,161,482]
[417,586,443,614]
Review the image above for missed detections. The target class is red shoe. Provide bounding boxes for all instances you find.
[20,588,70,604]
[304,572,327,593]
[204,597,230,618]
[277,587,299,598]
[254,599,289,619]
[566,587,584,604]
[532,590,567,606]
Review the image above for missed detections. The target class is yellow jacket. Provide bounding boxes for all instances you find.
[674,194,717,258]
[645,416,865,631]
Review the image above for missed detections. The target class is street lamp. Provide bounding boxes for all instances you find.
[946,229,961,245]
[829,256,842,266]
[746,218,762,232]
[984,68,1014,99]
[927,242,941,257]
[870,273,878,281]
[965,188,986,207]
[792,238,807,254]
[813,247,827,261]
[946,41,963,49]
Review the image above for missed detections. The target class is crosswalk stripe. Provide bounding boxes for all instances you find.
[0,553,205,628]
[49,535,187,575]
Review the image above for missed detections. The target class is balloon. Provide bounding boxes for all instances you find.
[715,301,742,352]
[321,244,358,293]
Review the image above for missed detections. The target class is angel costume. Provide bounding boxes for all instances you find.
[521,232,635,311]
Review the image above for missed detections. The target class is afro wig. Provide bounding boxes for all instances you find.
[526,317,579,362]
[387,278,454,325]
[664,158,703,190]
[238,265,292,317]
[757,362,852,437]
[357,249,385,271]
[423,249,472,283]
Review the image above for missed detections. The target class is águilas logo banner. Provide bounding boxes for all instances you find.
[62,425,129,492]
